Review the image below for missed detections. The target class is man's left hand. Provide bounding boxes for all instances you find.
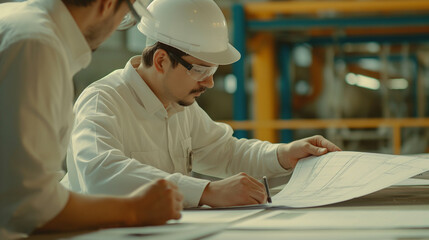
[277,135,341,170]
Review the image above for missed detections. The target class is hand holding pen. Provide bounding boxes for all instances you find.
[263,176,272,204]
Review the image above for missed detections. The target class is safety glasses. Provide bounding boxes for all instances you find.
[117,0,153,30]
[167,51,218,82]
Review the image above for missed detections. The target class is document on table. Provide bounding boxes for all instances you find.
[231,209,429,230]
[175,209,264,223]
[393,178,429,186]
[209,228,429,240]
[271,151,429,208]
[69,209,263,240]
[69,223,227,240]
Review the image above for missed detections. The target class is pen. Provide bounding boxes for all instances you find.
[262,176,272,204]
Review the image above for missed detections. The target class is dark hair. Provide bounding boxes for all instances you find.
[62,0,125,11]
[142,42,189,68]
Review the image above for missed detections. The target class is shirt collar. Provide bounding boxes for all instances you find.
[38,0,92,75]
[121,56,184,117]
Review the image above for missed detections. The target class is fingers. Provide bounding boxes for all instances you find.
[168,185,183,220]
[310,145,328,156]
[242,173,265,189]
[158,179,179,190]
[174,191,184,218]
[170,188,184,218]
[309,135,342,152]
[247,181,267,204]
[237,173,267,204]
[202,174,269,207]
[175,190,184,202]
[155,179,183,220]
[246,197,261,205]
[131,179,184,226]
[172,204,182,220]
[319,137,342,152]
[250,189,267,204]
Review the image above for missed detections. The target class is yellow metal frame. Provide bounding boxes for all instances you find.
[223,118,429,155]
[239,0,429,146]
[250,33,278,141]
[245,0,429,17]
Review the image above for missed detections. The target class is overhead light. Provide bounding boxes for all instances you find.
[358,59,380,72]
[345,73,380,90]
[366,42,380,53]
[224,74,237,94]
[389,78,408,90]
[293,45,312,67]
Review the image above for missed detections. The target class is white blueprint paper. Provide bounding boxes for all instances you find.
[69,210,262,240]
[176,209,263,223]
[70,223,227,240]
[232,209,429,230]
[208,229,429,240]
[393,178,429,186]
[271,151,429,208]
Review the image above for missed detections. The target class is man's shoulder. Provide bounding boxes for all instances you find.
[0,2,59,49]
[77,69,128,104]
[73,69,137,118]
[87,69,126,93]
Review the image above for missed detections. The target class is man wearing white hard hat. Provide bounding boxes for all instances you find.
[0,0,183,238]
[63,0,341,208]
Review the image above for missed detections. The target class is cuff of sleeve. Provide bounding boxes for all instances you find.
[265,144,292,176]
[165,173,210,208]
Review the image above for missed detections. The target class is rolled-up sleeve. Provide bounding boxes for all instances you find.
[189,103,291,179]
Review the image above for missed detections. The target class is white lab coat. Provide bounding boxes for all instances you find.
[63,56,289,207]
[0,0,91,237]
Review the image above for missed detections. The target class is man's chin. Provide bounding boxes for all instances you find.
[178,99,195,107]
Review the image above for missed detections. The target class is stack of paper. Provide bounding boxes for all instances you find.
[232,209,429,230]
[271,151,429,208]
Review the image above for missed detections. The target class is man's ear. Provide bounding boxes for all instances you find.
[97,0,115,17]
[153,49,170,74]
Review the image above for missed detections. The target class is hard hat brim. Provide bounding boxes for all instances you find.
[179,43,241,65]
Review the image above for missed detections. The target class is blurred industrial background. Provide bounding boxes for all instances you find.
[69,0,429,155]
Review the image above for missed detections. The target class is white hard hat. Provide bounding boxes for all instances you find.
[137,0,241,65]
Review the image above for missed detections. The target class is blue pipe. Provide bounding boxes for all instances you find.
[232,4,248,139]
[279,44,294,143]
[248,15,429,31]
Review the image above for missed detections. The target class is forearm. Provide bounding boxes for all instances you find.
[36,191,135,233]
[196,138,284,178]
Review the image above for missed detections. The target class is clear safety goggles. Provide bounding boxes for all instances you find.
[117,0,153,30]
[168,51,218,82]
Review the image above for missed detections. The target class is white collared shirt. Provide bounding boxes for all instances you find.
[0,0,91,237]
[63,56,288,208]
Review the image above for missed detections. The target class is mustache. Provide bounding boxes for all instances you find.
[190,87,207,94]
